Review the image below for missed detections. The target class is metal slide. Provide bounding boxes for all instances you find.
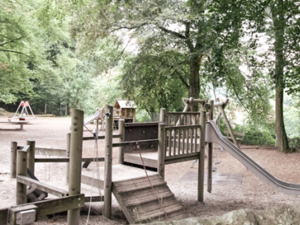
[205,121,300,195]
[84,110,103,125]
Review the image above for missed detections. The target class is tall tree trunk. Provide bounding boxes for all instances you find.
[189,57,200,111]
[272,2,290,153]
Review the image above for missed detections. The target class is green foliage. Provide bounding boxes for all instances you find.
[243,128,275,146]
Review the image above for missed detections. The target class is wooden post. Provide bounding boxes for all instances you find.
[160,108,166,123]
[207,100,214,193]
[16,150,27,204]
[67,109,84,225]
[219,106,240,148]
[118,119,125,164]
[158,123,166,180]
[10,141,17,179]
[66,133,71,184]
[26,139,35,175]
[198,110,206,202]
[104,105,113,219]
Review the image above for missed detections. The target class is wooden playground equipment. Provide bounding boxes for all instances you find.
[3,97,299,224]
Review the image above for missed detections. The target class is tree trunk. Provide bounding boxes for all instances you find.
[189,57,200,111]
[272,3,290,153]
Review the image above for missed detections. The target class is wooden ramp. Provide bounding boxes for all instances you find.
[112,174,184,223]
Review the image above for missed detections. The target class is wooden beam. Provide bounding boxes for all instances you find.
[112,139,159,147]
[10,141,17,179]
[165,125,201,131]
[82,134,121,141]
[84,196,104,202]
[81,175,104,189]
[118,119,125,164]
[104,105,113,219]
[17,175,68,197]
[18,146,67,157]
[16,150,27,205]
[27,139,35,175]
[68,109,84,225]
[10,194,85,219]
[34,157,104,163]
[158,123,166,180]
[199,110,206,202]
[207,100,214,193]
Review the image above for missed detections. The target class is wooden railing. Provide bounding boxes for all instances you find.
[165,125,201,160]
[164,112,200,126]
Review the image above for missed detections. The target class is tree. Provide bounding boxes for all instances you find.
[70,0,245,110]
[236,0,300,152]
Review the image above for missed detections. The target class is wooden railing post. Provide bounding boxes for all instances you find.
[67,109,84,225]
[27,139,35,175]
[16,150,27,204]
[198,110,206,202]
[207,100,214,193]
[158,123,166,180]
[10,141,17,179]
[160,108,166,123]
[118,119,125,164]
[104,105,113,219]
[66,133,71,184]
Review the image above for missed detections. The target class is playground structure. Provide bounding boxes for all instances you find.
[2,98,300,224]
[10,101,35,121]
[0,101,34,131]
[83,107,105,131]
[113,99,137,128]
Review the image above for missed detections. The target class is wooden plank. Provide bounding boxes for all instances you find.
[187,128,190,153]
[165,125,200,131]
[125,122,159,127]
[34,157,104,163]
[81,175,104,189]
[112,139,159,147]
[82,134,121,141]
[125,192,174,207]
[165,153,199,164]
[178,129,181,155]
[124,154,157,168]
[122,186,170,203]
[112,184,135,224]
[182,128,186,154]
[168,130,172,157]
[84,196,104,202]
[113,174,160,186]
[135,204,182,223]
[173,129,177,156]
[130,196,177,220]
[18,147,67,157]
[0,208,8,225]
[117,180,166,193]
[191,128,194,153]
[114,176,162,191]
[17,175,68,197]
[9,194,85,218]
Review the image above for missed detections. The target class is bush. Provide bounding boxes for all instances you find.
[243,129,275,146]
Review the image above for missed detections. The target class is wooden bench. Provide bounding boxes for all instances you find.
[0,121,29,130]
[224,130,245,143]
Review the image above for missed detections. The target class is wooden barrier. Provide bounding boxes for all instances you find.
[207,100,214,193]
[104,105,113,219]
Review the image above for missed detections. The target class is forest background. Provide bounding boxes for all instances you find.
[1,0,300,153]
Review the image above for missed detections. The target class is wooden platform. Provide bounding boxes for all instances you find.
[81,164,184,223]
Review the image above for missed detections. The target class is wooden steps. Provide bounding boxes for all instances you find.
[112,174,184,223]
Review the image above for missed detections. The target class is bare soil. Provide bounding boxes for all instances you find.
[1,116,300,224]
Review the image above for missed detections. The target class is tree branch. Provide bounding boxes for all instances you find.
[0,49,30,57]
[111,23,149,32]
[0,36,23,47]
[157,26,186,39]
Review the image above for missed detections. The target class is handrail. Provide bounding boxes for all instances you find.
[112,139,159,147]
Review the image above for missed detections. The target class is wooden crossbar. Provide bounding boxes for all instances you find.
[34,157,104,163]
[17,175,68,197]
[112,139,159,147]
[83,134,121,141]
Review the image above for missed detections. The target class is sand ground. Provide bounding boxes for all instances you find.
[1,116,300,224]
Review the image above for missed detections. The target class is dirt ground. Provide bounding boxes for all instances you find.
[1,116,300,225]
